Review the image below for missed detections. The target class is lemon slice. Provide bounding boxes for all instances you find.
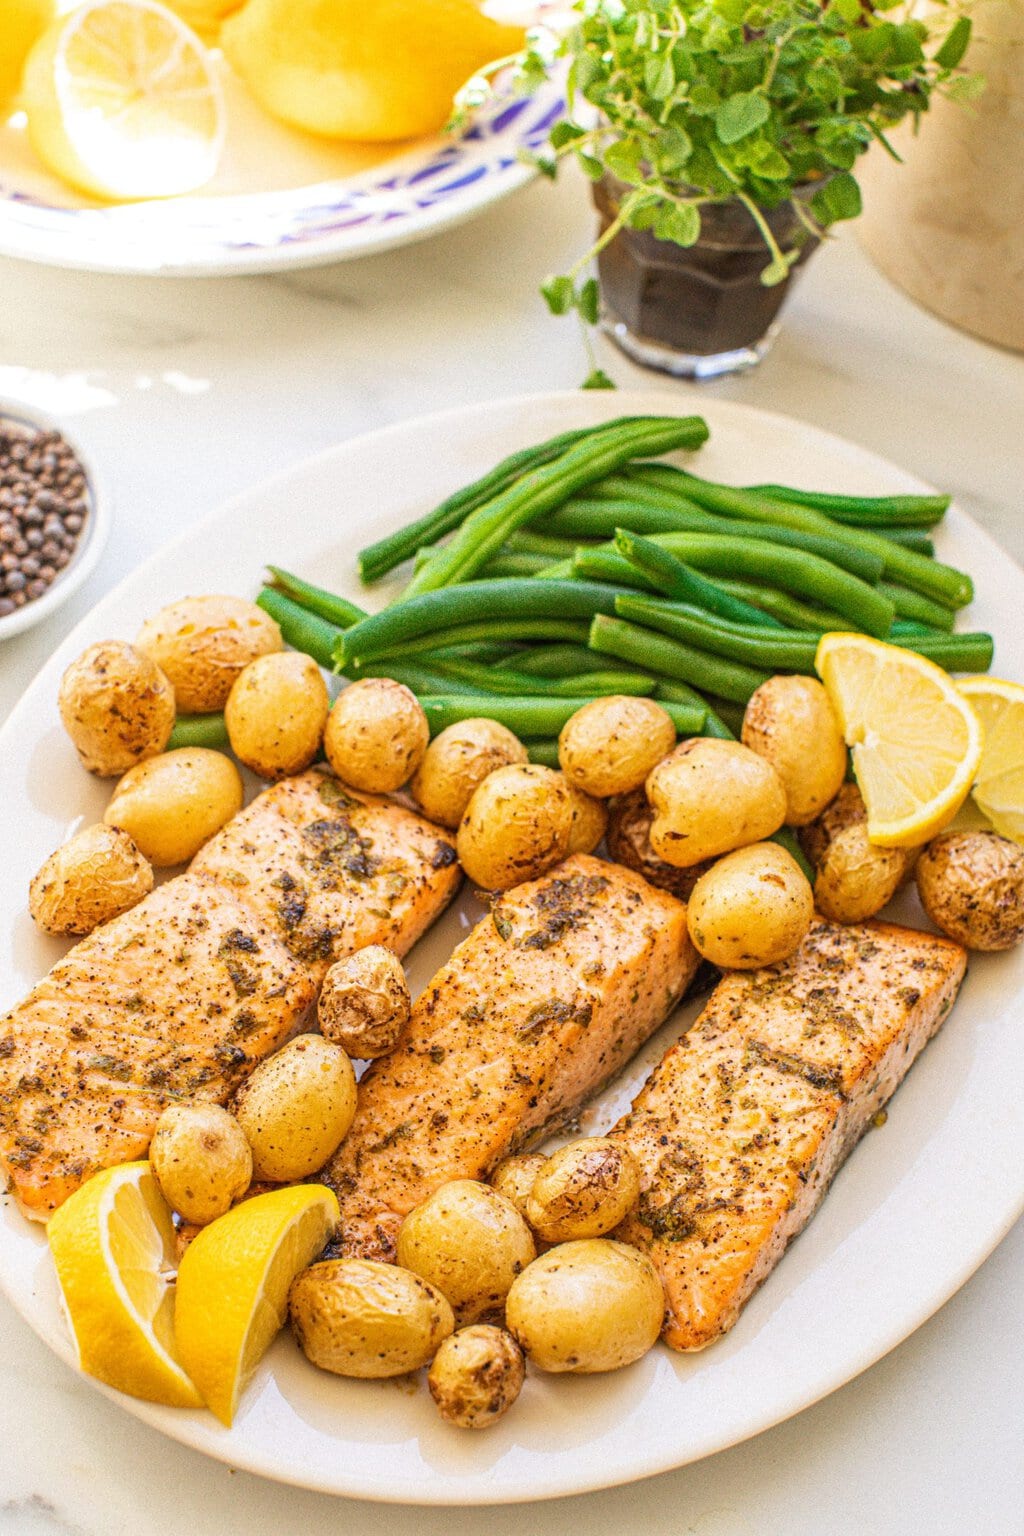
[957,676,1024,841]
[22,0,224,201]
[174,1183,339,1426]
[816,632,982,847]
[47,1161,202,1408]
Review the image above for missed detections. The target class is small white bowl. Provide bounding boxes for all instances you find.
[0,398,110,643]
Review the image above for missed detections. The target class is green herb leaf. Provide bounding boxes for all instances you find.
[811,171,863,225]
[716,91,770,145]
[934,15,972,69]
[541,275,575,316]
[582,369,616,391]
[653,201,701,246]
[577,277,601,325]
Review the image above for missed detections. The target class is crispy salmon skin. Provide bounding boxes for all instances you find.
[0,769,460,1220]
[324,854,698,1260]
[612,919,967,1351]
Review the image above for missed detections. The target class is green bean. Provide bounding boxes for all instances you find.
[879,581,956,631]
[653,680,734,739]
[523,739,561,768]
[748,483,949,528]
[266,566,366,629]
[257,587,343,669]
[879,530,935,555]
[351,661,484,695]
[702,694,748,737]
[403,416,709,597]
[417,693,705,738]
[336,580,631,668]
[613,528,785,627]
[770,828,815,882]
[898,632,994,672]
[168,713,230,751]
[423,658,657,697]
[589,615,771,705]
[376,620,593,661]
[505,529,587,560]
[475,553,552,579]
[616,594,821,670]
[493,644,598,677]
[713,579,849,632]
[890,620,935,637]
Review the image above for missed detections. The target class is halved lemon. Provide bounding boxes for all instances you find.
[957,676,1024,842]
[174,1183,339,1426]
[47,1161,202,1408]
[21,0,224,201]
[0,0,54,109]
[816,632,982,847]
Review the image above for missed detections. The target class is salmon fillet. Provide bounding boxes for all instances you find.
[0,769,460,1220]
[324,854,698,1261]
[611,919,967,1350]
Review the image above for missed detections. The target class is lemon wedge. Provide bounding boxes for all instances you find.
[816,632,982,847]
[174,1183,339,1426]
[0,0,54,109]
[160,0,242,42]
[47,1161,202,1409]
[957,676,1024,842]
[22,0,224,201]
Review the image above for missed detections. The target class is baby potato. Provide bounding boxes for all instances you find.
[58,640,176,777]
[605,789,713,899]
[560,776,608,856]
[396,1179,536,1324]
[687,842,814,969]
[525,1138,641,1243]
[457,763,573,890]
[814,822,907,923]
[916,830,1024,951]
[225,650,329,779]
[29,823,153,936]
[323,678,428,793]
[558,696,676,798]
[234,1034,356,1182]
[149,1103,252,1226]
[505,1239,664,1373]
[799,781,867,871]
[428,1325,525,1430]
[742,675,847,826]
[411,718,528,829]
[317,944,411,1058]
[290,1258,454,1378]
[489,1153,548,1220]
[104,747,243,866]
[646,739,787,868]
[135,594,282,714]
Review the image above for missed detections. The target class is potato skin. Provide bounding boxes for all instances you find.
[456,763,573,890]
[646,739,787,868]
[58,640,176,777]
[742,675,847,826]
[687,842,814,969]
[560,776,608,856]
[135,594,282,714]
[29,824,153,936]
[525,1138,641,1242]
[814,822,906,923]
[396,1179,536,1324]
[799,781,867,871]
[916,830,1024,950]
[428,1325,525,1430]
[505,1239,664,1373]
[323,678,429,793]
[411,718,527,829]
[605,788,713,899]
[558,696,676,798]
[103,747,243,866]
[149,1103,252,1226]
[489,1153,548,1220]
[317,945,411,1058]
[225,650,329,779]
[290,1258,454,1378]
[234,1034,357,1181]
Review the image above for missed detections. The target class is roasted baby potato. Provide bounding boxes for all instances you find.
[489,1153,548,1220]
[396,1179,536,1324]
[799,781,868,871]
[916,830,1024,950]
[28,823,153,936]
[558,696,676,798]
[103,747,243,866]
[317,945,411,1058]
[646,738,787,868]
[225,650,329,779]
[742,675,847,826]
[411,718,527,829]
[135,594,282,714]
[234,1034,357,1182]
[605,788,713,899]
[149,1103,252,1226]
[290,1258,454,1378]
[687,842,814,969]
[58,640,176,777]
[456,763,573,890]
[505,1239,664,1373]
[427,1325,525,1430]
[323,678,429,793]
[814,822,907,923]
[525,1138,641,1242]
[561,776,609,856]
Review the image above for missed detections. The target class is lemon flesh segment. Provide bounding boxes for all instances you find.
[816,632,983,848]
[22,0,224,201]
[47,1161,202,1409]
[957,676,1024,842]
[174,1184,339,1427]
[0,0,55,108]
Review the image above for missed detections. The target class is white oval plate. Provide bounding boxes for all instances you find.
[1,390,1022,1504]
[0,66,563,276]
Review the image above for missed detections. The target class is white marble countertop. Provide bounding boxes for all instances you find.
[1,167,1022,1535]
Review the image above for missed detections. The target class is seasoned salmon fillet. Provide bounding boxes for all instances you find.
[0,769,460,1220]
[324,854,698,1261]
[612,919,967,1350]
